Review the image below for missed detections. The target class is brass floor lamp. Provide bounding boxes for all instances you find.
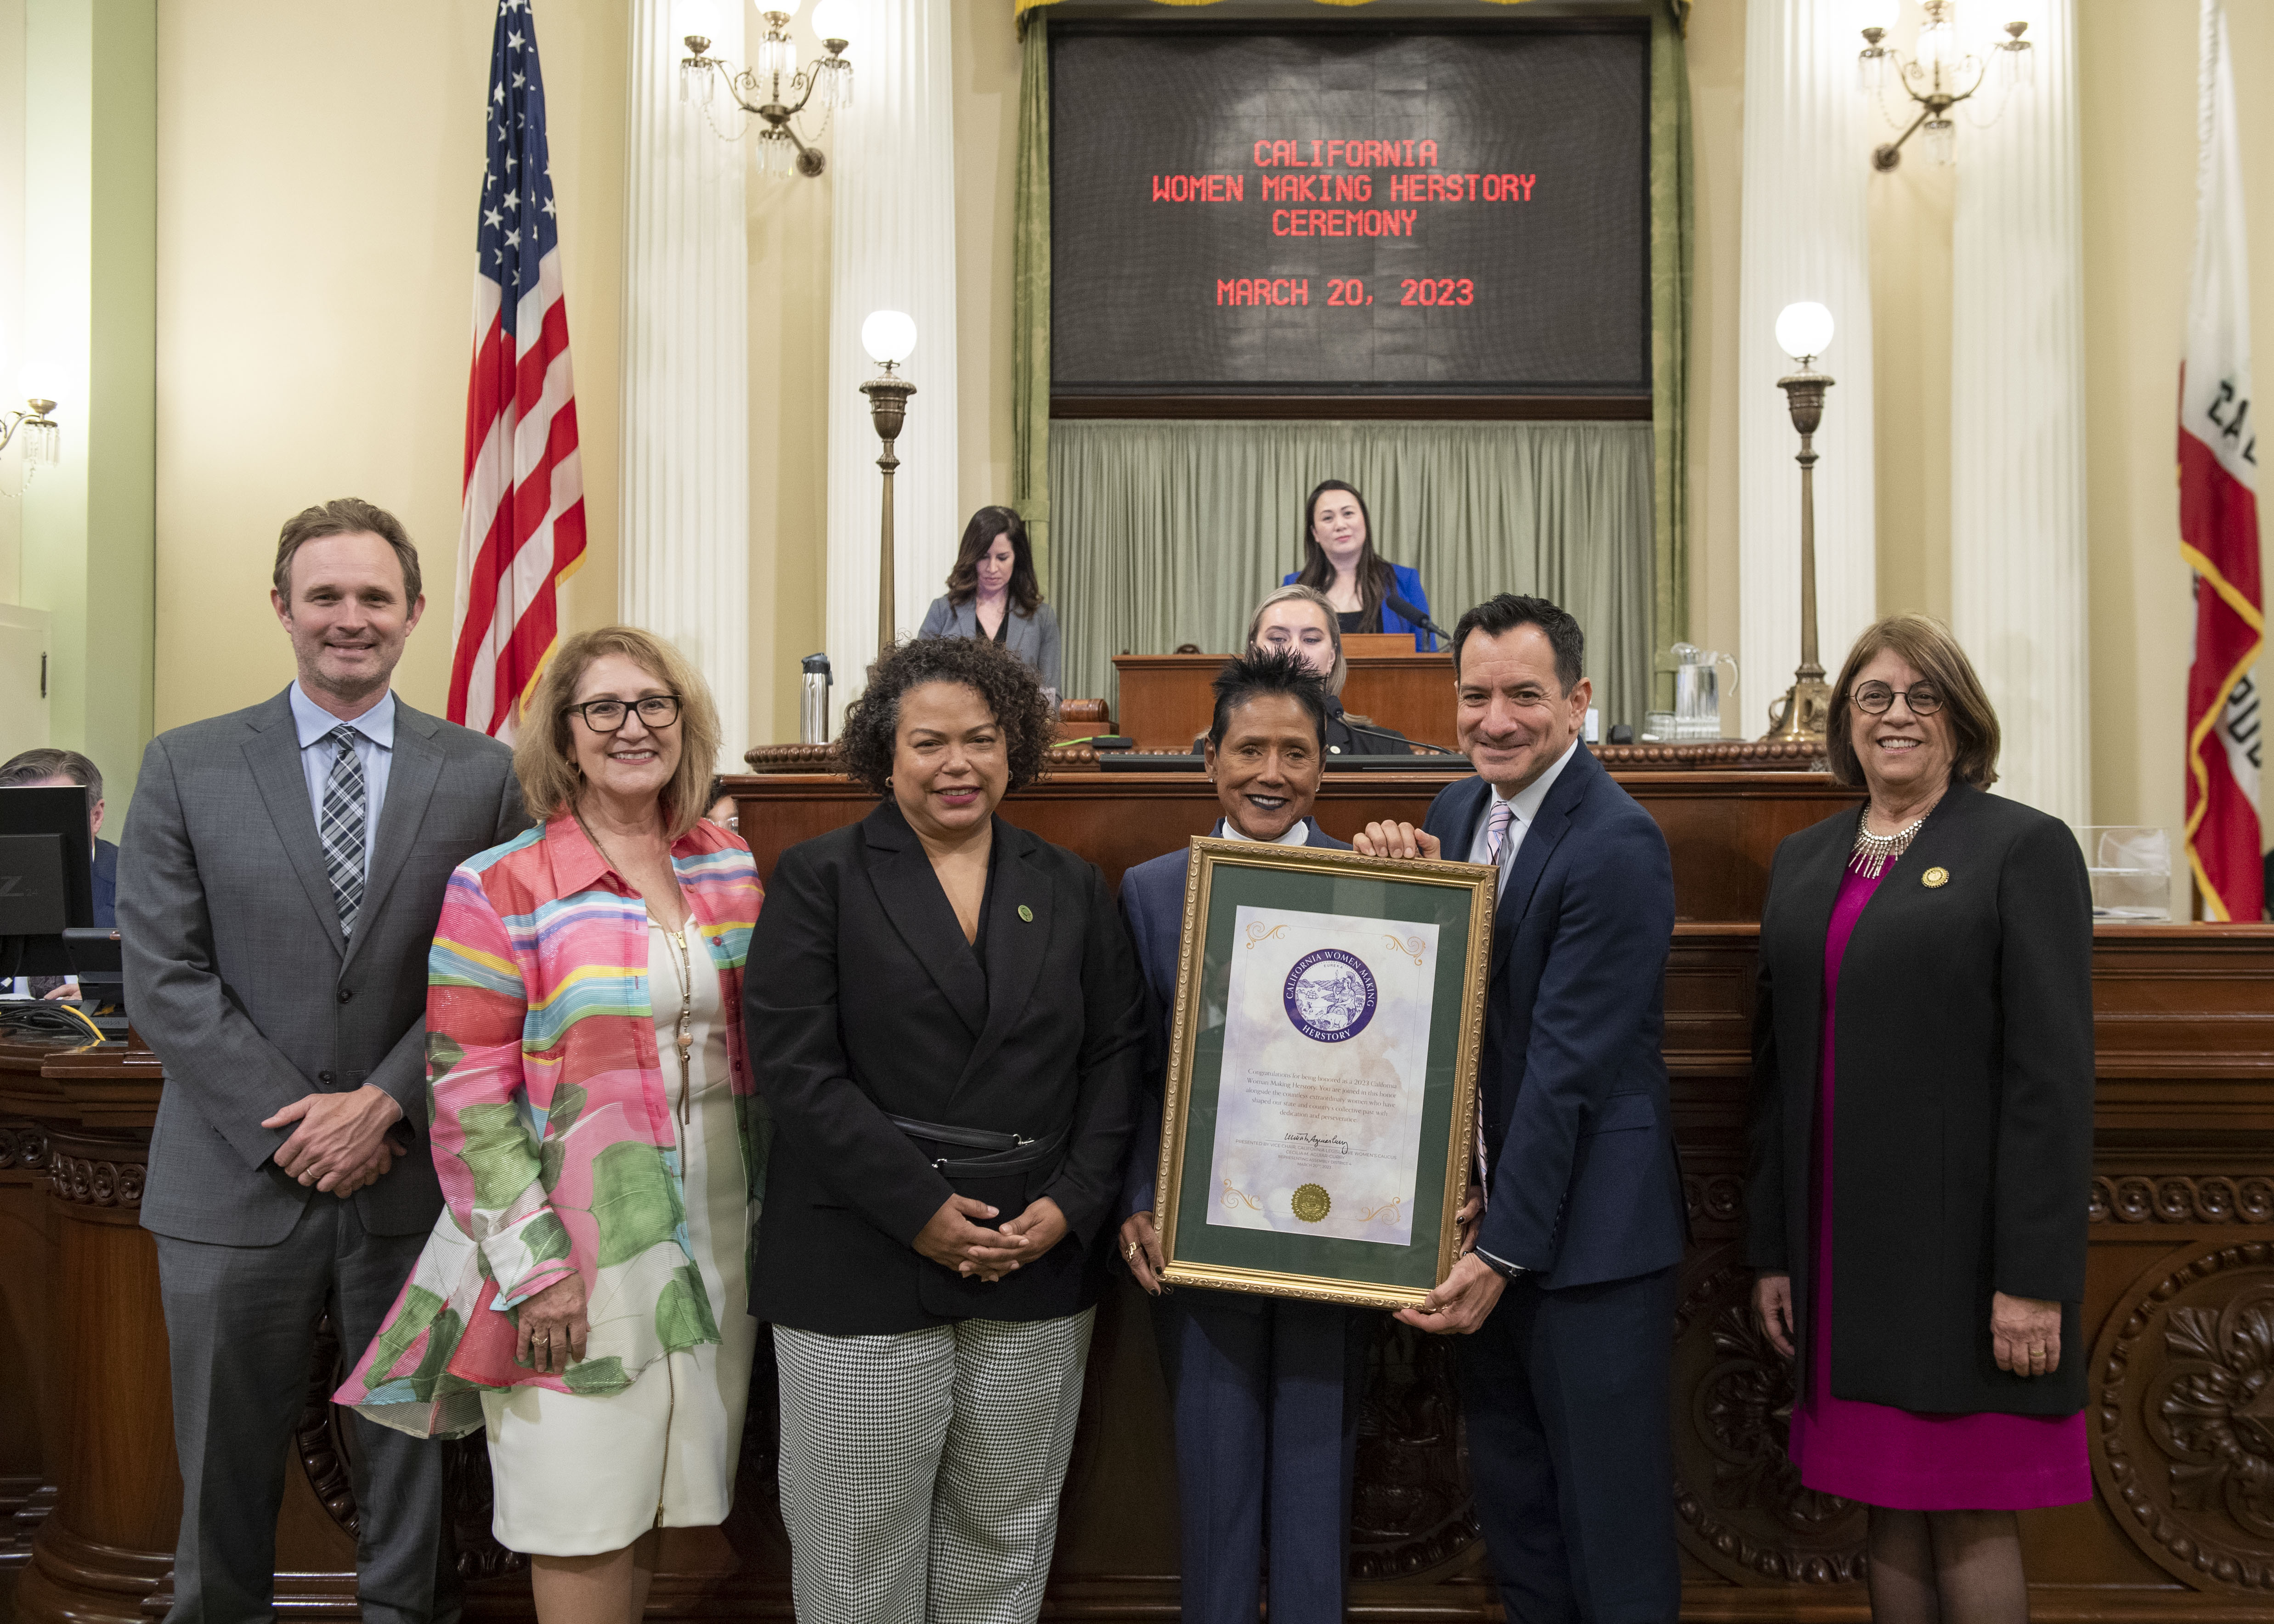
[1765,301,1837,744]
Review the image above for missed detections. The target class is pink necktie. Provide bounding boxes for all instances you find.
[1475,800,1516,1205]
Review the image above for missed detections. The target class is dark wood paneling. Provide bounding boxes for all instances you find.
[6,788,2268,1624]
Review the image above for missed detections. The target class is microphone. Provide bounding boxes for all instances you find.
[1333,710,1459,756]
[1382,591,1452,644]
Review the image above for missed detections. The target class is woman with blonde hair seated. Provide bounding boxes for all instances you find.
[1240,583,1410,756]
[338,626,766,1624]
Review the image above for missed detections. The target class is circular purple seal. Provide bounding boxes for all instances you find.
[1282,949,1379,1043]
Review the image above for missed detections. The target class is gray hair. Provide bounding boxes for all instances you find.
[0,748,102,805]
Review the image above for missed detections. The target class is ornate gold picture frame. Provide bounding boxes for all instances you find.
[1154,837,1495,1310]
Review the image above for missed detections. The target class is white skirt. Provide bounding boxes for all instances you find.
[480,919,756,1556]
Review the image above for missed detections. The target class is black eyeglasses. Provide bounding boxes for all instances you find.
[564,695,682,732]
[1851,681,1944,717]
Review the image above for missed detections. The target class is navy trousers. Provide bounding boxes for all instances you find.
[1457,1266,1679,1624]
[1153,1289,1371,1624]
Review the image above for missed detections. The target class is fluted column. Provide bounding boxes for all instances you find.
[826,0,959,703]
[1951,5,2087,822]
[1737,0,1878,735]
[620,0,749,769]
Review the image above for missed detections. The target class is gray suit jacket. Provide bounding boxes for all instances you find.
[121,686,526,1246]
[917,594,1062,694]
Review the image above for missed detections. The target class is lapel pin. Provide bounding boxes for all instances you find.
[1922,867,1949,888]
[1018,904,1035,922]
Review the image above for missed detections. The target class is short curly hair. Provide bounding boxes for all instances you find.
[836,636,1057,797]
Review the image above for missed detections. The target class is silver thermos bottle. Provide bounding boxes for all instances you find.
[799,653,833,745]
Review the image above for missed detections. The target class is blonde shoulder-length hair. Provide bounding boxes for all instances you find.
[1246,582,1348,695]
[514,626,723,841]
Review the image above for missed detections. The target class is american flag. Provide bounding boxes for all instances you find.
[450,0,586,739]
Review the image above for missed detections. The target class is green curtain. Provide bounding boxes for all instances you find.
[1013,16,1052,590]
[1650,0,1693,711]
[1052,420,1655,730]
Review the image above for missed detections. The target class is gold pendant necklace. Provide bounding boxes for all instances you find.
[656,919,695,1126]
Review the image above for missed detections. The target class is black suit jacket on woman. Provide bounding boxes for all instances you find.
[746,800,1148,1335]
[1745,779,2094,1415]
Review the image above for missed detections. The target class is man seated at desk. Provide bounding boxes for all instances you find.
[0,746,116,999]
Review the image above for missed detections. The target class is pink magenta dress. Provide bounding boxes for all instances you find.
[1786,857,2090,1511]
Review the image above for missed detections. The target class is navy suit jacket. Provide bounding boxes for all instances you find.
[1423,746,1686,1289]
[92,835,117,927]
[1116,819,1350,1227]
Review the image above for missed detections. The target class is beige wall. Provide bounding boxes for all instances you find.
[152,0,624,730]
[119,0,2274,863]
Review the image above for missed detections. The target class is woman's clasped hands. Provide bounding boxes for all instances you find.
[915,1193,1069,1281]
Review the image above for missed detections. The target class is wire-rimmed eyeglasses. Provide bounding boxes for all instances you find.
[1851,681,1943,717]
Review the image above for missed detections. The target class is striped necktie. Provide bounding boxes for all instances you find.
[320,726,368,938]
[1475,798,1516,1204]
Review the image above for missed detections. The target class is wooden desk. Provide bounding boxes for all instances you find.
[7,764,2268,1624]
[1113,650,1460,751]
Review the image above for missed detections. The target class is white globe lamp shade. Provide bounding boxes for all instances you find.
[677,0,736,41]
[758,0,802,17]
[15,359,55,403]
[1775,301,1835,364]
[861,310,918,367]
[809,0,854,45]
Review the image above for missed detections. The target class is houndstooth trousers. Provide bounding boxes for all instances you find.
[773,1309,1095,1624]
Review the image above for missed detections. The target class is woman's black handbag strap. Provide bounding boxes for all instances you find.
[889,1114,1067,1178]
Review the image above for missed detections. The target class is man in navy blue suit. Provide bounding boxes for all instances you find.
[1115,647,1372,1624]
[1357,593,1686,1623]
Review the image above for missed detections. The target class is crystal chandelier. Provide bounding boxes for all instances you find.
[1857,2,2035,170]
[681,0,855,180]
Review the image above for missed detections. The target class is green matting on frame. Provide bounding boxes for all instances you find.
[1168,862,1476,1295]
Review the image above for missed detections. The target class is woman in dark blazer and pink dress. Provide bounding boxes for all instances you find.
[1748,615,2094,1623]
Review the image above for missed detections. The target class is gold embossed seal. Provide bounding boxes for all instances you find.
[1922,867,1949,888]
[1291,1183,1331,1223]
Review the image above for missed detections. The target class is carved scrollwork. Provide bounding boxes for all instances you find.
[0,1119,49,1171]
[45,1151,144,1207]
[1671,1250,1867,1586]
[297,1314,527,1581]
[1350,1319,1481,1579]
[2090,1176,2274,1227]
[2092,1239,2274,1592]
[1684,1174,1746,1229]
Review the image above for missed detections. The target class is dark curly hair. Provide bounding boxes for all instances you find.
[836,636,1057,797]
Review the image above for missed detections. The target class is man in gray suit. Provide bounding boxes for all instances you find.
[120,499,525,1624]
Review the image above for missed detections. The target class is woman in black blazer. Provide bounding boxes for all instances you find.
[745,634,1145,1624]
[1748,615,2093,1623]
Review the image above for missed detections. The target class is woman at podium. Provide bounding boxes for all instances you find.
[1283,478,1437,651]
[919,505,1062,695]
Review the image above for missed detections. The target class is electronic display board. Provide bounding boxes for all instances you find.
[1050,22,1650,399]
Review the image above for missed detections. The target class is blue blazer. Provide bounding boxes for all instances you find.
[1116,819,1350,1225]
[92,835,117,928]
[1422,747,1686,1289]
[1280,561,1437,651]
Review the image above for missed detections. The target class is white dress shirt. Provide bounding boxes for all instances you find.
[1214,816,1314,846]
[288,682,396,874]
[1466,738,1580,894]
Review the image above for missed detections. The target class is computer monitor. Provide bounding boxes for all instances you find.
[0,784,96,978]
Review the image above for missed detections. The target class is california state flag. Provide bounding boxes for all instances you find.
[2180,0,2265,921]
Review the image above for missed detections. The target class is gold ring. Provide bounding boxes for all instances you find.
[1123,1240,1138,1259]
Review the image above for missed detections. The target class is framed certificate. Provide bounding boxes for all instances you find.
[1154,837,1496,1310]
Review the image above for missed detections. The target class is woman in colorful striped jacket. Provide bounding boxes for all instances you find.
[338,626,764,1624]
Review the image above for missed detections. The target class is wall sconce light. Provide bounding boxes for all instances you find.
[859,310,918,659]
[0,381,61,495]
[1764,302,1835,745]
[680,0,855,180]
[1858,1,2035,170]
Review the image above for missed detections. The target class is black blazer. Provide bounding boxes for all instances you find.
[1422,746,1688,1289]
[746,800,1147,1335]
[1745,779,2094,1416]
